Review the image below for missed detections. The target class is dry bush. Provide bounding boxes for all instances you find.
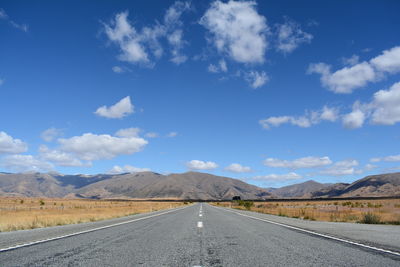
[0,197,186,232]
[212,198,400,225]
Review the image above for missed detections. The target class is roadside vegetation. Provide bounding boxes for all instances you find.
[213,199,400,225]
[0,197,187,232]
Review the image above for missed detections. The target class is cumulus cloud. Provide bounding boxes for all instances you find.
[307,62,376,94]
[108,165,151,174]
[41,128,63,142]
[103,2,190,66]
[319,159,361,176]
[0,131,28,154]
[224,163,252,173]
[115,127,141,138]
[370,46,400,73]
[342,81,400,128]
[1,155,53,172]
[370,81,400,125]
[259,106,339,129]
[342,108,365,129]
[275,17,312,54]
[95,96,134,119]
[58,133,148,161]
[200,0,268,64]
[308,46,400,94]
[38,145,87,167]
[252,172,302,181]
[245,70,269,88]
[263,156,332,169]
[370,154,400,163]
[186,160,218,170]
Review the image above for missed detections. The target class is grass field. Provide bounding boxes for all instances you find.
[0,197,187,232]
[213,199,400,225]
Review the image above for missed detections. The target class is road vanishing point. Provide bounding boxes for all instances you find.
[0,203,399,266]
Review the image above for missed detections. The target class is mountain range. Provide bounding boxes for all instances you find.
[0,171,399,200]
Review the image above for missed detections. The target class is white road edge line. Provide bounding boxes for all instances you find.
[210,204,400,257]
[0,205,190,253]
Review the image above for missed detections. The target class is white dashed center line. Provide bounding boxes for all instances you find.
[197,221,203,228]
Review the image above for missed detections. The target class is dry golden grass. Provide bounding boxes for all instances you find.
[213,199,400,224]
[0,197,187,232]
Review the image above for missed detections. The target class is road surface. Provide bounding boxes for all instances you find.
[0,203,399,266]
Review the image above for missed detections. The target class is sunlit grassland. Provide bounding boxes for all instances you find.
[213,199,400,224]
[0,197,187,232]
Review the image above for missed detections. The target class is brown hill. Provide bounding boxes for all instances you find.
[0,171,270,200]
[310,172,400,198]
[268,180,330,198]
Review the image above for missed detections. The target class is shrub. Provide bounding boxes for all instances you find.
[360,212,381,224]
[243,201,254,210]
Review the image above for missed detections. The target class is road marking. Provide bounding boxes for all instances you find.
[0,205,190,253]
[211,205,400,257]
[197,221,203,228]
[199,213,202,217]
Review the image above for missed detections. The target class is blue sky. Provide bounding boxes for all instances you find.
[1,0,400,187]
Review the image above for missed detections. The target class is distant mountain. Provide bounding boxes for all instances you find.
[0,171,271,200]
[1,171,399,199]
[267,180,331,198]
[310,172,400,198]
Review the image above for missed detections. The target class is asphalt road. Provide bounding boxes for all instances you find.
[0,203,399,266]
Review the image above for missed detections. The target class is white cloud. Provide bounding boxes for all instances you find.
[224,163,252,173]
[145,132,159,138]
[208,59,228,73]
[115,127,141,138]
[112,66,124,73]
[370,46,400,74]
[58,133,148,161]
[245,70,269,88]
[108,165,151,174]
[342,110,365,129]
[95,96,134,119]
[307,62,376,94]
[341,55,360,66]
[166,131,178,137]
[0,131,28,154]
[259,105,339,129]
[264,156,332,169]
[370,154,400,163]
[370,81,400,125]
[104,3,190,66]
[186,160,218,170]
[275,17,312,54]
[342,81,400,128]
[308,46,400,94]
[38,145,87,167]
[252,172,302,181]
[41,128,63,142]
[319,160,361,176]
[164,1,191,64]
[1,155,53,172]
[200,0,268,64]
